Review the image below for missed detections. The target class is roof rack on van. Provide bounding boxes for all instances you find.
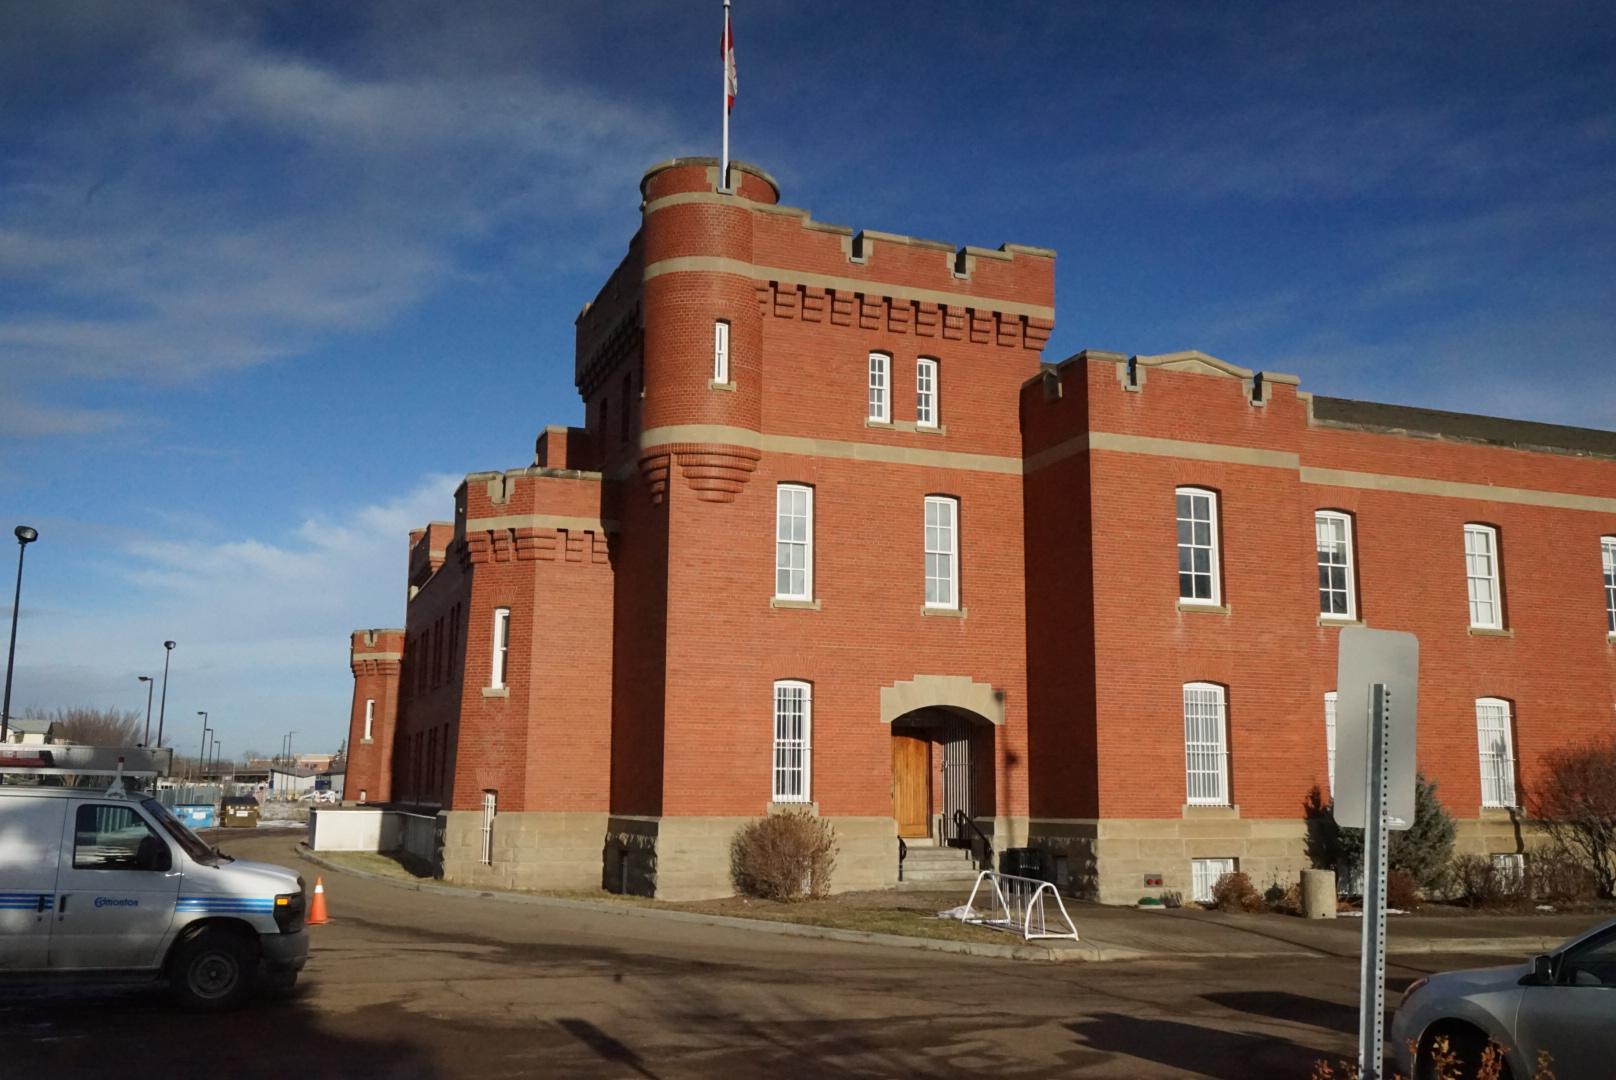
[0,744,174,780]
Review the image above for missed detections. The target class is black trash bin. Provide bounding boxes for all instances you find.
[1000,847,1044,878]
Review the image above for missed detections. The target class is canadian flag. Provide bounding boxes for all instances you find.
[722,8,737,113]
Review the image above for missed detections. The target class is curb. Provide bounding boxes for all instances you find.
[293,845,1134,963]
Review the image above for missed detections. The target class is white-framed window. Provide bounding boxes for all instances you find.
[1476,697,1517,808]
[1324,692,1337,796]
[363,698,375,742]
[1464,524,1502,629]
[775,484,813,600]
[1176,488,1220,605]
[924,495,959,609]
[1184,682,1229,805]
[868,352,890,422]
[1191,857,1237,904]
[1315,511,1356,619]
[1492,852,1525,888]
[915,358,938,428]
[713,320,731,384]
[772,680,812,803]
[490,607,511,689]
[1602,536,1616,634]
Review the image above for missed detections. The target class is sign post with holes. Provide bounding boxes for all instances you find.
[1335,628,1419,1080]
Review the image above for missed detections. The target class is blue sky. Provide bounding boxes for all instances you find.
[2,1,1612,758]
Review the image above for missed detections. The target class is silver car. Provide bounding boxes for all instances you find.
[1392,916,1616,1079]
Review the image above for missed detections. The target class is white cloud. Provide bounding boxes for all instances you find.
[3,472,462,751]
[0,3,679,418]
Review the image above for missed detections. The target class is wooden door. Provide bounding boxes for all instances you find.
[892,733,931,839]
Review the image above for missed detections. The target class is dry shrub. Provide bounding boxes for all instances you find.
[1527,845,1599,905]
[1450,854,1526,909]
[1526,735,1616,899]
[1210,871,1264,913]
[730,810,838,902]
[1386,868,1422,911]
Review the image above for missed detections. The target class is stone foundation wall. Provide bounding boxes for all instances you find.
[604,813,899,900]
[1031,811,1551,905]
[439,810,610,891]
[1031,812,1311,905]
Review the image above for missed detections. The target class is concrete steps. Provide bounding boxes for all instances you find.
[899,843,981,885]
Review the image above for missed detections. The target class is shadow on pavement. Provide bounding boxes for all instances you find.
[558,1017,662,1079]
[1065,1011,1329,1079]
[1203,990,1361,1034]
[0,983,441,1080]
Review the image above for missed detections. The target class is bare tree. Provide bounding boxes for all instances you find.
[1526,737,1616,899]
[26,706,142,747]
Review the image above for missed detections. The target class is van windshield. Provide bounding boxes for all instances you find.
[143,797,221,866]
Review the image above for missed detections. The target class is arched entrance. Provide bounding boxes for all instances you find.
[882,676,1005,845]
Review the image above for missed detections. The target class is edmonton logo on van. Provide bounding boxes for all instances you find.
[94,897,139,908]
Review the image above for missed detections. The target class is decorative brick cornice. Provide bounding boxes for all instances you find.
[755,281,1051,351]
[464,526,612,565]
[350,658,401,677]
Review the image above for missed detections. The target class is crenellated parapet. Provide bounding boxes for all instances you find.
[349,627,405,676]
[458,465,616,566]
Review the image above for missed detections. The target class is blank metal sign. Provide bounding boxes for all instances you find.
[1333,627,1419,831]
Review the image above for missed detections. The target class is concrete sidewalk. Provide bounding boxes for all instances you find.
[1060,902,1604,961]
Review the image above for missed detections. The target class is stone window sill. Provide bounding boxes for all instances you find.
[770,597,821,611]
[1607,633,1615,643]
[922,606,967,619]
[1178,601,1231,615]
[360,738,374,745]
[481,687,509,699]
[1480,805,1518,820]
[1183,804,1240,819]
[864,418,948,435]
[1318,616,1362,628]
[708,380,736,392]
[768,800,818,815]
[1467,626,1514,638]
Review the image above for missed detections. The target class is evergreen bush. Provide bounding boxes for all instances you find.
[1304,774,1455,894]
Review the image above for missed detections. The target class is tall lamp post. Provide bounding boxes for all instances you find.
[196,711,210,782]
[2,525,39,743]
[211,740,223,779]
[155,640,175,746]
[137,675,154,746]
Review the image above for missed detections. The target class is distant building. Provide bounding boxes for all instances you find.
[3,717,60,745]
[345,157,1616,903]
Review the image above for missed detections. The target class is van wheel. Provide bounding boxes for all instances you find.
[169,930,256,1011]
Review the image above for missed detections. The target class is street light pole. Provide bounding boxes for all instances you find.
[155,640,175,747]
[2,525,39,744]
[196,711,210,782]
[137,676,154,746]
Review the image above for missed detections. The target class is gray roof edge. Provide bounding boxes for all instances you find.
[1310,396,1616,460]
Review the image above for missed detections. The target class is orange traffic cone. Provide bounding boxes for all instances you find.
[307,876,329,925]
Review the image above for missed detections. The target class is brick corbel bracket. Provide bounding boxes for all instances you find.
[639,442,763,504]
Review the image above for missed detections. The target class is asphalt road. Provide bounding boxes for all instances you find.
[1,832,1518,1080]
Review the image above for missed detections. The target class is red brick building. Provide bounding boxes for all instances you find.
[346,158,1616,902]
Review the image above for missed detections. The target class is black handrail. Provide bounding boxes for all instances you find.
[953,809,993,871]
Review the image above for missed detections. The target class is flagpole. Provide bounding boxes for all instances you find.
[721,0,731,192]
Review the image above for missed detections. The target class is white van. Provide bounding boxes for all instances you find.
[0,782,309,1009]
